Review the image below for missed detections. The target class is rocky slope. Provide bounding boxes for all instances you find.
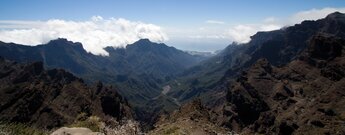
[168,12,345,107]
[219,34,345,134]
[0,57,133,130]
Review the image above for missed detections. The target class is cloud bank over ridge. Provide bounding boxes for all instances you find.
[0,16,168,55]
[227,7,345,43]
[0,7,344,54]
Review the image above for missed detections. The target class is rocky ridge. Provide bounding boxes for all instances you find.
[219,34,345,134]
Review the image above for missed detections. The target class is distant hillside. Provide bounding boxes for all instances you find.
[0,38,206,112]
[168,12,345,106]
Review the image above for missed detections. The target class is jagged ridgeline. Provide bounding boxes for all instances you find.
[0,58,134,133]
[166,12,345,107]
[0,38,207,112]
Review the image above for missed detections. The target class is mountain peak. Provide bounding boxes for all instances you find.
[136,38,152,43]
[47,38,70,44]
[325,12,345,19]
[127,38,164,50]
[131,38,157,46]
[46,38,85,51]
[47,38,82,46]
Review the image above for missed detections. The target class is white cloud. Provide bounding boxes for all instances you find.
[228,25,256,43]
[228,7,345,43]
[228,24,281,43]
[1,7,344,54]
[0,17,168,56]
[205,20,225,24]
[289,7,345,24]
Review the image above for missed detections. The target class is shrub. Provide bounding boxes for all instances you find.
[69,116,103,132]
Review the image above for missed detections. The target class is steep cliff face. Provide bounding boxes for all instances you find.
[220,34,345,134]
[0,58,132,130]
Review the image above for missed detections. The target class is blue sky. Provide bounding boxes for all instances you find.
[1,0,345,54]
[0,1,344,22]
[1,0,344,25]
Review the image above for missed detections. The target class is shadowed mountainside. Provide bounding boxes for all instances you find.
[218,33,345,134]
[0,58,132,130]
[0,38,207,118]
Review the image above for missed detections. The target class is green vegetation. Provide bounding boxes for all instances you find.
[0,122,48,135]
[69,116,103,132]
[163,126,180,135]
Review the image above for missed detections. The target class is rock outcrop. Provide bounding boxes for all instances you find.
[220,34,345,134]
[51,127,103,135]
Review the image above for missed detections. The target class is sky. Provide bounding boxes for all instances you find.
[1,0,345,55]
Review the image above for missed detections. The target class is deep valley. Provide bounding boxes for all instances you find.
[0,3,345,135]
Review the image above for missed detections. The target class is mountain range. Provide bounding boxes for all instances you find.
[166,11,345,107]
[0,38,208,112]
[0,12,344,134]
[151,11,345,135]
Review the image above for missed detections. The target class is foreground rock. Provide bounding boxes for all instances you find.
[51,119,141,135]
[51,127,103,135]
[219,34,345,134]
